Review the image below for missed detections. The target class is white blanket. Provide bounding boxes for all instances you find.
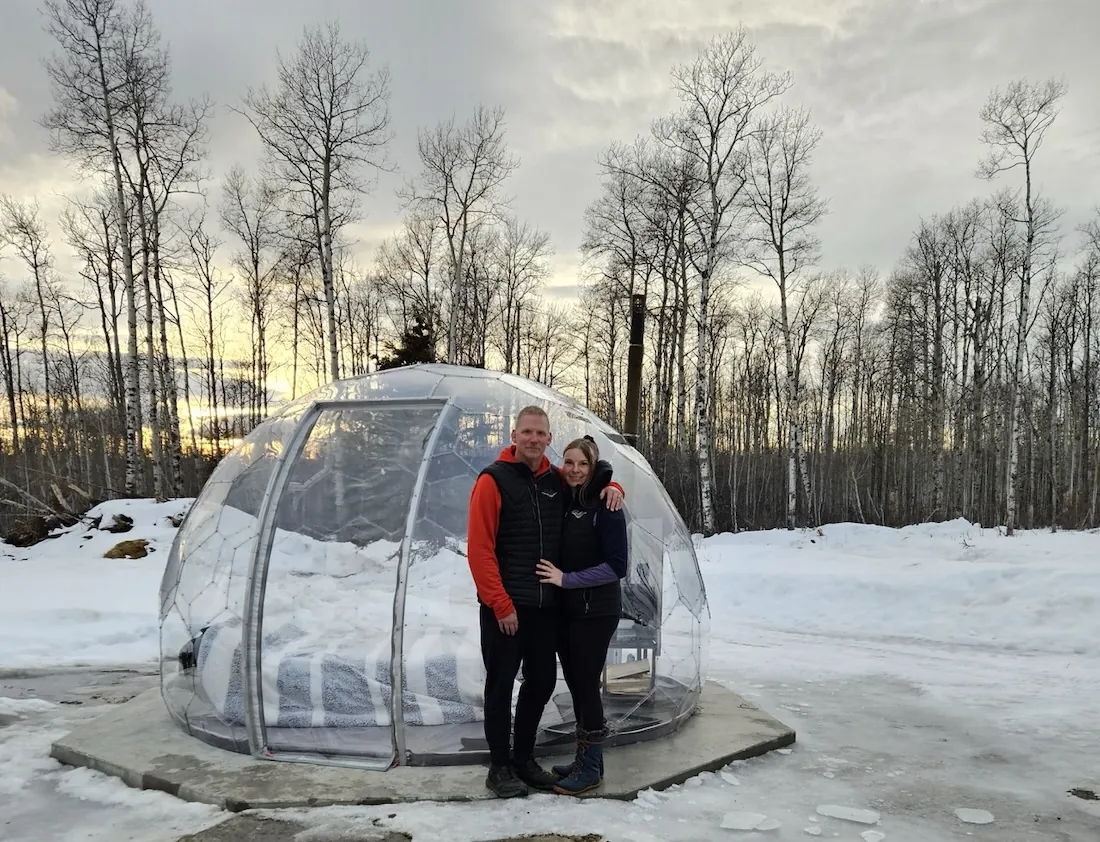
[193,618,486,727]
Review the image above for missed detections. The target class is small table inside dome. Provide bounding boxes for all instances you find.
[601,582,661,698]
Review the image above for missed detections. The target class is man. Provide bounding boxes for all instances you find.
[467,405,623,798]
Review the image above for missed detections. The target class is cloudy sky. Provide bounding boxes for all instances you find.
[1,0,1098,294]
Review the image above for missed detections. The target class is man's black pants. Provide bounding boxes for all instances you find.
[558,614,620,732]
[479,603,558,767]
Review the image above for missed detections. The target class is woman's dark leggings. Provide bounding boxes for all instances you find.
[557,614,620,732]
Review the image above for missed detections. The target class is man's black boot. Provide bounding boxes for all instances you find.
[513,756,558,792]
[486,764,529,798]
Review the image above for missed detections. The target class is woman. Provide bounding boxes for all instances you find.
[536,435,628,795]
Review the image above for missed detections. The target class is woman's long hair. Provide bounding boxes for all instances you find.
[563,436,602,508]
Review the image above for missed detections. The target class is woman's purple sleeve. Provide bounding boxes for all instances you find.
[562,563,619,589]
[560,508,629,588]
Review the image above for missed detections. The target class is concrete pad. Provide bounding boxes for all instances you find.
[0,664,157,706]
[50,681,794,811]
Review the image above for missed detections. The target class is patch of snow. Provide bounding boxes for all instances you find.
[0,719,68,797]
[0,499,190,668]
[0,702,220,841]
[634,788,663,809]
[621,833,660,842]
[0,697,57,716]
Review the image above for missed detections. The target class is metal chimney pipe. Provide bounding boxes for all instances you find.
[623,293,646,447]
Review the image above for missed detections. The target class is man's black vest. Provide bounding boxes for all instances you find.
[558,481,623,620]
[480,459,565,610]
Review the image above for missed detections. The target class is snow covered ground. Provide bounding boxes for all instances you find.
[0,499,187,668]
[2,501,1099,840]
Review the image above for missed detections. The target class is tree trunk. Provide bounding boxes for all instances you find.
[291,273,302,400]
[205,273,220,456]
[100,210,126,435]
[31,258,57,468]
[446,237,467,365]
[778,264,803,529]
[675,261,689,452]
[0,302,19,451]
[152,212,183,496]
[1006,192,1037,534]
[167,275,198,455]
[319,174,340,382]
[696,261,716,534]
[136,190,165,499]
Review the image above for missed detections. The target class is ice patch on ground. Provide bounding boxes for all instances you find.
[720,811,780,831]
[815,804,880,824]
[954,807,995,824]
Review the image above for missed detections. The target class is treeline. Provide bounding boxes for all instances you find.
[0,3,1096,537]
[576,31,1098,533]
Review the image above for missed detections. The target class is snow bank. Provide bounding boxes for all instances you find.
[0,499,190,667]
[700,518,1100,658]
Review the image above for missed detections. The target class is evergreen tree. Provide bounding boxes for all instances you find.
[376,313,438,370]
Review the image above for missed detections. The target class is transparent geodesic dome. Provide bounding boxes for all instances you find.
[159,364,710,769]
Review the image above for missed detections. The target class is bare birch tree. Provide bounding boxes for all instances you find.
[221,165,283,425]
[375,210,445,345]
[239,21,392,382]
[41,0,143,493]
[743,106,828,528]
[0,198,58,470]
[112,5,209,499]
[654,27,789,533]
[404,105,517,364]
[491,216,552,373]
[184,211,231,454]
[0,280,25,453]
[60,189,126,434]
[976,78,1066,535]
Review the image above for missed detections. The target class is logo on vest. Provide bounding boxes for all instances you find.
[570,509,586,518]
[540,489,557,498]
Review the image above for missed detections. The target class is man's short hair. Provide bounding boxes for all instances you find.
[514,405,550,430]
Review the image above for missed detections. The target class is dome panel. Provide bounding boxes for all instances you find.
[335,366,445,401]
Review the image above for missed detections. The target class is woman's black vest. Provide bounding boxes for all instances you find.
[479,460,565,610]
[558,465,623,619]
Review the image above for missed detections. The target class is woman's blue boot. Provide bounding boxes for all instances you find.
[554,727,606,795]
[552,729,585,778]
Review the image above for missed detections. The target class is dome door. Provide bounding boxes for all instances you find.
[240,397,451,770]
